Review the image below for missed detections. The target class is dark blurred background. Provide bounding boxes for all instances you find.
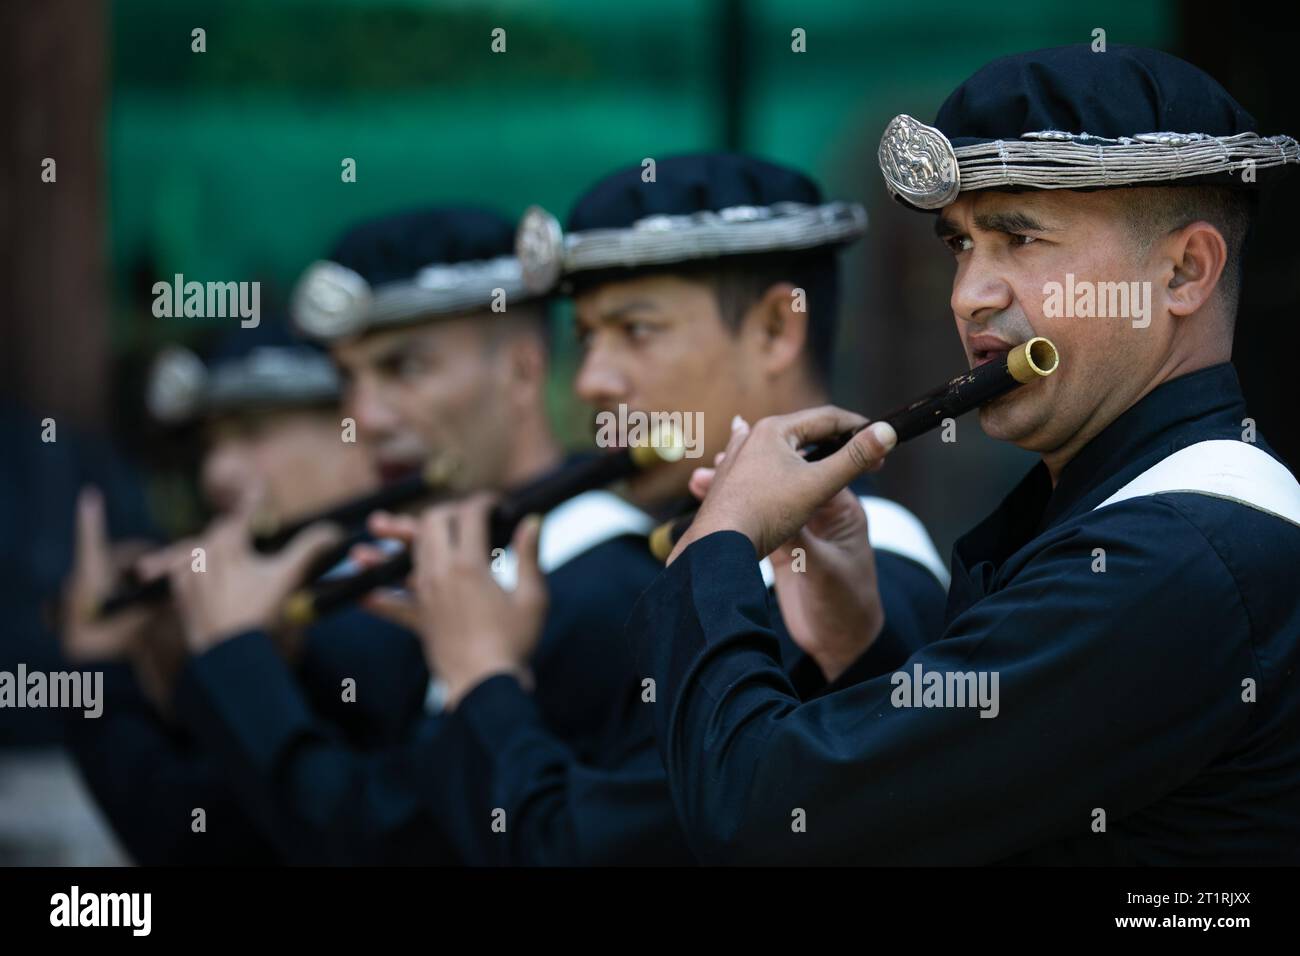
[1,0,1297,859]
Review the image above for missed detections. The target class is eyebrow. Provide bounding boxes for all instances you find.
[934,216,961,239]
[974,210,1051,234]
[372,333,431,366]
[934,209,1053,239]
[584,299,664,325]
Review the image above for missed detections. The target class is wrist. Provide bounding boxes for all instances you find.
[187,618,261,654]
[443,659,531,710]
[811,610,884,684]
[673,514,758,564]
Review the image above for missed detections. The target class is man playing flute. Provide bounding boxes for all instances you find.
[151,207,666,863]
[60,323,419,862]
[367,154,949,864]
[625,45,1300,863]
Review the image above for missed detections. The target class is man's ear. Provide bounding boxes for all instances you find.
[746,281,809,377]
[504,326,548,402]
[1164,221,1228,318]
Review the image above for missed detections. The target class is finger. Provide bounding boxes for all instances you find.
[510,514,547,611]
[713,415,751,478]
[73,486,109,587]
[417,506,453,580]
[368,510,419,543]
[803,487,870,541]
[361,589,422,632]
[277,523,346,586]
[166,556,195,603]
[111,539,159,568]
[810,419,897,490]
[135,545,179,582]
[769,404,871,451]
[347,543,392,569]
[688,467,714,502]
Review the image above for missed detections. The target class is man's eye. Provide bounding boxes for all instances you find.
[391,354,431,378]
[624,320,657,341]
[1010,233,1039,247]
[574,325,593,350]
[945,236,973,254]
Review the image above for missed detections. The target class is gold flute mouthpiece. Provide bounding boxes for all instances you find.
[1007,337,1059,384]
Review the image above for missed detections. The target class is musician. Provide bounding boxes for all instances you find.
[379,156,950,864]
[60,323,425,863]
[157,207,666,863]
[623,46,1300,863]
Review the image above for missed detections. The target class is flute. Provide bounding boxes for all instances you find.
[280,439,685,626]
[648,336,1060,561]
[91,456,458,620]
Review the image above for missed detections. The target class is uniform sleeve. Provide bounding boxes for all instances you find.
[415,541,944,866]
[427,674,694,866]
[626,508,1258,865]
[63,662,277,864]
[297,610,429,750]
[173,629,460,865]
[413,539,693,867]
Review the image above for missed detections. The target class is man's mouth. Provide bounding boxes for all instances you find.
[377,460,423,484]
[969,335,1017,368]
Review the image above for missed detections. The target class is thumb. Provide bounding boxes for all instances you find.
[814,420,897,490]
[276,523,346,586]
[73,486,110,588]
[510,514,546,610]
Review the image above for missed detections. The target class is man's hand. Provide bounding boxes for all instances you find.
[346,511,424,633]
[683,416,890,682]
[767,488,884,682]
[410,494,547,709]
[670,406,896,563]
[166,497,342,654]
[61,486,161,663]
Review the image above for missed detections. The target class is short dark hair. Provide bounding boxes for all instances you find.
[1119,185,1258,316]
[569,251,841,384]
[484,298,553,354]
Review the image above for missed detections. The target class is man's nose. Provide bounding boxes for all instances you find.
[347,378,398,437]
[200,443,250,513]
[951,254,1015,326]
[573,344,630,408]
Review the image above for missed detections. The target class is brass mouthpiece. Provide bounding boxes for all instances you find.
[281,590,317,628]
[648,521,676,562]
[1007,337,1059,384]
[629,423,688,469]
[422,453,460,488]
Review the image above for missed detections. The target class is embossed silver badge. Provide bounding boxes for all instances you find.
[516,206,565,294]
[878,114,961,210]
[291,260,373,339]
[146,345,207,424]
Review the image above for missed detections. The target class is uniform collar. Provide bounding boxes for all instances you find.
[1041,362,1247,528]
[954,363,1248,570]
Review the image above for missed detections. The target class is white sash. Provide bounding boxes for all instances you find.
[1092,439,1300,528]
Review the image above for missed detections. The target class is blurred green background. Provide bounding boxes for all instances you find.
[105,0,1178,552]
[109,0,1172,327]
[110,0,1172,299]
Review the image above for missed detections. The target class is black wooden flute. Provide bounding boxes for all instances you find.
[648,336,1060,560]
